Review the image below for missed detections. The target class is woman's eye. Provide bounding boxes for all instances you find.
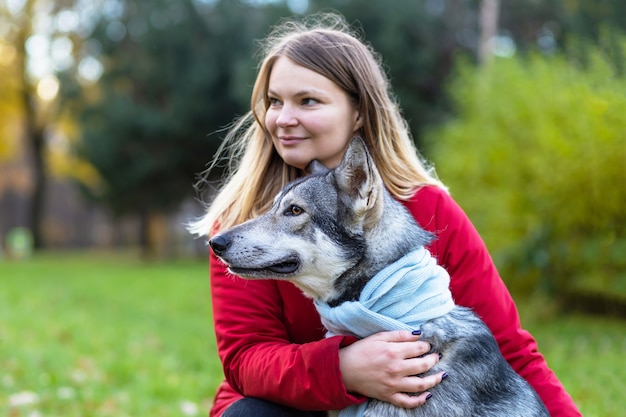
[286,205,304,216]
[302,98,318,106]
[268,97,282,106]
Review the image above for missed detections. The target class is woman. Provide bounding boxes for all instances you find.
[191,13,581,417]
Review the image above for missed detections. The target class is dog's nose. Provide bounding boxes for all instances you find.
[209,234,230,256]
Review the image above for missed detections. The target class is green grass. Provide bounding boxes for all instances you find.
[0,252,221,416]
[517,296,626,417]
[1,252,625,416]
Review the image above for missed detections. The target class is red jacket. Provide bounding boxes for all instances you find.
[208,186,581,417]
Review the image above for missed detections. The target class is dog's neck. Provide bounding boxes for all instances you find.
[327,192,433,307]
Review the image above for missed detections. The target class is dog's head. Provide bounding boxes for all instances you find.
[209,137,385,301]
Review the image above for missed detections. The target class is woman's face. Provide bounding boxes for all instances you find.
[265,56,362,170]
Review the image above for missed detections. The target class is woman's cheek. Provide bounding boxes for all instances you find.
[264,111,277,134]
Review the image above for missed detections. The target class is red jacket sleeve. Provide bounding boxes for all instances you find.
[408,186,581,417]
[209,249,365,412]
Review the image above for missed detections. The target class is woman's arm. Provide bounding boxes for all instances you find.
[210,251,362,410]
[408,186,582,417]
[211,246,445,410]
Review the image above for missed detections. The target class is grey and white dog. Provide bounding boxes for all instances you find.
[209,137,549,417]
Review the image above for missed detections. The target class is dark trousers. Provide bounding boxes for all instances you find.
[222,397,327,417]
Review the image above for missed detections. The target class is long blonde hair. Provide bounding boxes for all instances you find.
[190,13,446,237]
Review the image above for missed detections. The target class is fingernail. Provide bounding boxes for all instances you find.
[426,393,433,400]
[442,372,449,380]
[411,329,422,336]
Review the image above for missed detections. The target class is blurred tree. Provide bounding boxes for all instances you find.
[38,0,626,257]
[496,0,626,63]
[0,0,90,249]
[3,0,49,249]
[561,0,626,40]
[61,0,289,256]
[498,0,564,51]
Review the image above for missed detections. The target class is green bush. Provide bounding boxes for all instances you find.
[425,43,626,304]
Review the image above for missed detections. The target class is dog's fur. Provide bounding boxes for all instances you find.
[209,138,549,416]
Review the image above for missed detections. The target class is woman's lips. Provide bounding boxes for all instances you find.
[278,136,306,146]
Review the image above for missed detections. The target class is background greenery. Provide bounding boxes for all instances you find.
[426,33,626,308]
[4,0,626,251]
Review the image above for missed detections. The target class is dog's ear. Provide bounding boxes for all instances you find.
[307,160,329,175]
[335,137,383,224]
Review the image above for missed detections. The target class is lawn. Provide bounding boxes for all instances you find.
[1,252,220,417]
[516,295,626,417]
[1,252,625,416]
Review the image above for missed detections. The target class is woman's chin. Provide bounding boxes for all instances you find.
[278,153,311,171]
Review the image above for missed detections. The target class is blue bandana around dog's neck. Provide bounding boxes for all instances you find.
[314,246,455,417]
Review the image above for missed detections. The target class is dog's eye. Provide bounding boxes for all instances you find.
[286,205,304,216]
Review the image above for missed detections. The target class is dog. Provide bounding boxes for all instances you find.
[209,137,549,417]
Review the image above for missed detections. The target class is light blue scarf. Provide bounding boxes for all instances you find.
[314,246,455,417]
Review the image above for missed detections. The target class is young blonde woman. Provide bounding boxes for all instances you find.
[192,13,581,417]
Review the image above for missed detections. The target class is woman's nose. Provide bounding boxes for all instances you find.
[276,105,298,127]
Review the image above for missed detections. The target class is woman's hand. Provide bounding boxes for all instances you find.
[338,330,445,408]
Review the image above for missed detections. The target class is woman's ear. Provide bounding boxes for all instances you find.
[353,112,364,131]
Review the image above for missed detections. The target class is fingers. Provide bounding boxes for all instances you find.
[400,368,445,393]
[389,371,448,409]
[368,329,421,343]
[404,352,441,375]
[366,330,432,359]
[388,391,432,409]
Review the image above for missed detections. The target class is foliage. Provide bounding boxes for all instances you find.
[425,38,626,302]
[1,253,625,416]
[67,0,217,216]
[559,0,626,42]
[4,0,626,252]
[0,40,21,160]
[46,113,104,189]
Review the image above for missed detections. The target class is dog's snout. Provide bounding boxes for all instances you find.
[209,234,230,256]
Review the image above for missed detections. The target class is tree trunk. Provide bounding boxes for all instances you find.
[27,126,46,250]
[479,0,500,65]
[16,0,47,250]
[138,209,153,260]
